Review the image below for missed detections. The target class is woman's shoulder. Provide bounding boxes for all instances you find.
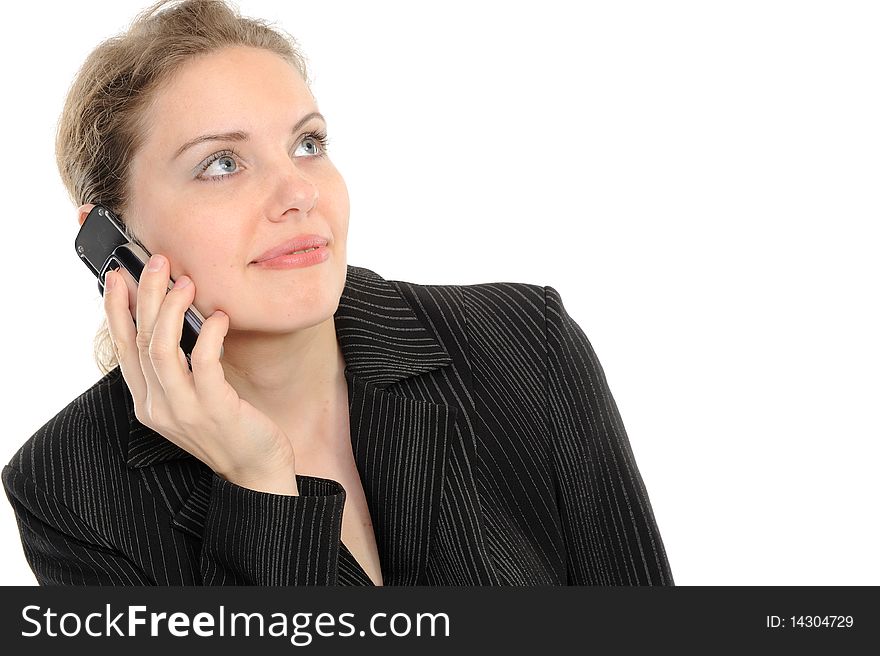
[343,264,553,349]
[349,263,546,300]
[378,269,549,326]
[4,368,130,494]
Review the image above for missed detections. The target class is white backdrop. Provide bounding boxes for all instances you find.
[1,0,877,585]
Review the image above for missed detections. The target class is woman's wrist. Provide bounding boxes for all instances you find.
[221,464,299,496]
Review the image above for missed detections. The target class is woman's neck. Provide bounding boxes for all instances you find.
[218,314,348,453]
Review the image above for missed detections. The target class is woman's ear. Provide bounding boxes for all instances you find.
[77,203,96,227]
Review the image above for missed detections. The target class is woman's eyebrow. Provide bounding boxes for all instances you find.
[172,111,326,160]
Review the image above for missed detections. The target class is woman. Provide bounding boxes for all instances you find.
[2,0,673,586]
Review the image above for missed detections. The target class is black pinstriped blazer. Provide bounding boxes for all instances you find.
[3,264,674,586]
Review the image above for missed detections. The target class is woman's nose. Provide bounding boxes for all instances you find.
[265,156,319,220]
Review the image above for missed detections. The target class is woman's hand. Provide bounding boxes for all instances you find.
[103,253,298,495]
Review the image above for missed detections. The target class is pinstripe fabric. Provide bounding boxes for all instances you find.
[338,543,373,586]
[3,264,673,586]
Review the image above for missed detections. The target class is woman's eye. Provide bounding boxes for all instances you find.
[200,153,238,179]
[197,133,329,182]
[295,131,331,158]
[295,135,325,157]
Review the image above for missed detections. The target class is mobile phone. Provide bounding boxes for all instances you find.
[75,204,206,370]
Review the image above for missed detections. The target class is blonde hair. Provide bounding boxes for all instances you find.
[56,0,313,375]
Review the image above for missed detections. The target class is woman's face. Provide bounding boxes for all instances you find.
[125,45,349,333]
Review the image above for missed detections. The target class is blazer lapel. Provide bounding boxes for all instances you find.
[123,265,459,585]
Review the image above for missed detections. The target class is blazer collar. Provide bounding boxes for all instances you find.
[120,264,460,585]
[123,264,453,468]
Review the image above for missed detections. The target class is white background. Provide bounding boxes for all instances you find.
[1,0,877,585]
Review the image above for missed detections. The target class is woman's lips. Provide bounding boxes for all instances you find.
[251,235,329,263]
[250,244,330,269]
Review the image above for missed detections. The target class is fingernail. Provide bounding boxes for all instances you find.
[173,276,191,289]
[105,272,116,293]
[147,254,165,271]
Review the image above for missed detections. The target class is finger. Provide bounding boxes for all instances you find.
[190,309,232,406]
[150,274,198,403]
[103,269,147,403]
[117,263,139,323]
[135,254,172,402]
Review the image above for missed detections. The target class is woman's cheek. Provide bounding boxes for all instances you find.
[193,271,236,317]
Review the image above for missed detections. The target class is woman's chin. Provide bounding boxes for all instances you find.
[225,311,336,335]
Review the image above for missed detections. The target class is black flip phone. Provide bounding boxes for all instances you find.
[75,204,206,370]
